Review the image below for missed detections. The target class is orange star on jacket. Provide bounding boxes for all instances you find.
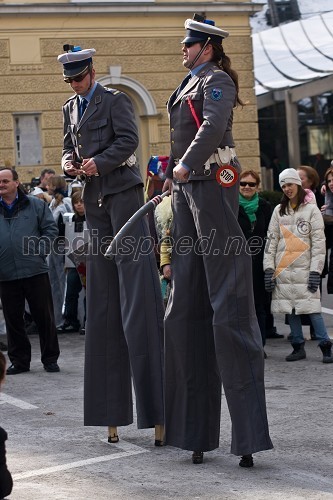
[274,224,310,278]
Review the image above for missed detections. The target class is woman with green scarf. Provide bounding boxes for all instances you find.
[238,170,273,350]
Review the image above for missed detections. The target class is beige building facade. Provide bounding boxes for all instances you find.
[0,0,261,183]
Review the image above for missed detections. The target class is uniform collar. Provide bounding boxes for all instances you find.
[79,82,97,104]
[190,63,207,77]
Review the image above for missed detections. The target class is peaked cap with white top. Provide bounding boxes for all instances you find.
[57,47,96,78]
[181,18,229,44]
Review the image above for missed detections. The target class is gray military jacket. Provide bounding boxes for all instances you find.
[166,61,237,180]
[62,82,143,202]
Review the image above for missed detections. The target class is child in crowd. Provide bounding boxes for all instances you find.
[154,195,172,306]
[58,191,87,334]
[47,175,73,326]
[0,352,13,499]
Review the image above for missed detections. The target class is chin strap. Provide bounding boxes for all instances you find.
[188,37,211,69]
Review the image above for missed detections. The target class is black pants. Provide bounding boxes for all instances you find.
[0,273,60,369]
[64,268,84,327]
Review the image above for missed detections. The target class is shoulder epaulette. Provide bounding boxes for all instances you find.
[199,64,221,78]
[104,87,121,95]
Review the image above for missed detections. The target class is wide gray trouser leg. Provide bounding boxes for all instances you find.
[84,186,164,429]
[165,179,273,455]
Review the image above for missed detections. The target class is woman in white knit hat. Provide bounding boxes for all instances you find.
[263,168,333,363]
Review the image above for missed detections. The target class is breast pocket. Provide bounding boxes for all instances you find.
[87,119,109,143]
[180,92,202,127]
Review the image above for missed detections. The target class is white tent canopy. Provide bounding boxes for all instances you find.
[252,11,333,100]
[251,11,333,166]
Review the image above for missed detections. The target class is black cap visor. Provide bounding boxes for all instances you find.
[181,29,222,45]
[63,59,91,78]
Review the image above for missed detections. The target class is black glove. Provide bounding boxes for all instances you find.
[308,271,321,293]
[264,268,276,292]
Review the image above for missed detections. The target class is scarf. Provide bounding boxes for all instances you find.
[239,192,259,224]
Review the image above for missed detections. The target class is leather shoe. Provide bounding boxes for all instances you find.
[192,451,204,464]
[56,321,80,334]
[239,454,254,467]
[6,364,30,375]
[43,362,60,373]
[108,435,119,443]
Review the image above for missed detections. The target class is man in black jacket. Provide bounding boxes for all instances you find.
[0,168,60,375]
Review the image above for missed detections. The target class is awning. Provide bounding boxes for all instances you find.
[252,11,333,106]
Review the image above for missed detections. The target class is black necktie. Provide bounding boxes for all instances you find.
[79,98,88,119]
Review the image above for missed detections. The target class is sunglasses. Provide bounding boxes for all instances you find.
[184,42,198,48]
[64,70,89,84]
[240,181,257,187]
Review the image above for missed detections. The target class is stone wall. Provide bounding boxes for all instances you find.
[0,4,260,182]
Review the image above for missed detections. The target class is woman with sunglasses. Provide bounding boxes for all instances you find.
[238,170,273,354]
[162,16,273,468]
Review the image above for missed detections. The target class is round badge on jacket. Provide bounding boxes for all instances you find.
[216,165,238,187]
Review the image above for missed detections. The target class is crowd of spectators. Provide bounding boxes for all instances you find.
[0,167,86,356]
[1,162,333,362]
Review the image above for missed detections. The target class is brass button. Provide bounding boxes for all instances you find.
[78,133,81,138]
[78,144,82,149]
[171,141,174,144]
[171,128,174,132]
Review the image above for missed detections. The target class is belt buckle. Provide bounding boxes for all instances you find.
[204,160,211,176]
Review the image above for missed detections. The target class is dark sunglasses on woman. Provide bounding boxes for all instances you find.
[240,181,257,187]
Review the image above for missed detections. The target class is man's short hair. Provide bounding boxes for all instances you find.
[0,167,18,181]
[40,168,56,179]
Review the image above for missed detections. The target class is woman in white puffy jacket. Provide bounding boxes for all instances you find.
[263,168,333,364]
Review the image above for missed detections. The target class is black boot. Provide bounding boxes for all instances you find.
[192,451,204,464]
[286,343,306,361]
[239,454,254,467]
[319,341,333,363]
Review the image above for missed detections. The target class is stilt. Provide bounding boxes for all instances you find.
[154,424,164,446]
[107,426,119,443]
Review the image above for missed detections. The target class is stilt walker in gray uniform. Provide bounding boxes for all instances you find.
[163,15,273,466]
[58,45,165,445]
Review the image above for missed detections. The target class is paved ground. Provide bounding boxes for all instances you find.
[1,284,333,500]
